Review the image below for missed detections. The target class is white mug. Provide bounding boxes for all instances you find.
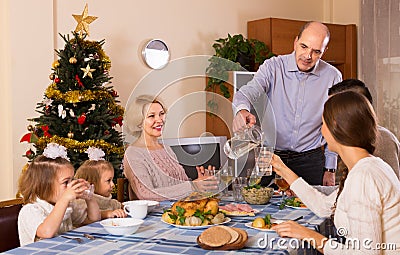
[123,200,148,220]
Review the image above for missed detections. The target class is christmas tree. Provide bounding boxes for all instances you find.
[20,4,125,177]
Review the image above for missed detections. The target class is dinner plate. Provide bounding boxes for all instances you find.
[245,222,275,232]
[272,190,282,197]
[123,200,160,212]
[220,209,260,217]
[285,205,308,210]
[161,217,231,229]
[123,200,159,207]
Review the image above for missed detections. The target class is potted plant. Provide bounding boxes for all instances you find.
[206,34,274,99]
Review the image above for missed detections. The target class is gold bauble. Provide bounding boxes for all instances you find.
[49,73,55,80]
[52,60,60,69]
[27,125,34,131]
[68,132,74,139]
[69,57,78,64]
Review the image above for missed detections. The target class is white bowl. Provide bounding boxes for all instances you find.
[100,218,144,235]
[123,200,159,213]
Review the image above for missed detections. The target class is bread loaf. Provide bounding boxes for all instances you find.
[197,226,248,250]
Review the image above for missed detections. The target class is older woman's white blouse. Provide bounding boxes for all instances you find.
[291,157,400,254]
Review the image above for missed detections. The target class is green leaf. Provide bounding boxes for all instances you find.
[176,206,185,217]
[203,210,212,215]
[168,213,177,221]
[194,210,205,222]
[244,184,261,190]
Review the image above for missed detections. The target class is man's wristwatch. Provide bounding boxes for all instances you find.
[324,168,336,173]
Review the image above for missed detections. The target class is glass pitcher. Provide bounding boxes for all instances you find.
[224,125,264,159]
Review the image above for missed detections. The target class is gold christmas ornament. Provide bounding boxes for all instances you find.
[45,83,125,115]
[69,57,78,64]
[68,131,74,138]
[49,73,55,80]
[72,4,98,36]
[52,60,60,69]
[36,135,125,156]
[81,64,96,79]
[27,125,34,131]
[70,38,112,71]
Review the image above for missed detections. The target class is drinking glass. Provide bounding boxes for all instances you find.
[247,167,263,186]
[219,166,234,196]
[73,178,94,200]
[275,174,289,201]
[254,146,274,176]
[232,177,247,202]
[83,184,95,200]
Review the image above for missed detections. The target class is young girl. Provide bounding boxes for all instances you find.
[18,143,101,246]
[75,147,126,219]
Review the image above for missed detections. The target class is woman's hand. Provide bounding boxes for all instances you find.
[272,220,311,239]
[271,154,299,185]
[272,221,326,252]
[192,176,218,193]
[196,165,215,181]
[270,154,288,176]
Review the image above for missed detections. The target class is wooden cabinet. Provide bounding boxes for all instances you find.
[205,78,235,139]
[247,17,357,79]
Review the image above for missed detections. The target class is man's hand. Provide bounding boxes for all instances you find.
[233,110,256,132]
[323,171,335,186]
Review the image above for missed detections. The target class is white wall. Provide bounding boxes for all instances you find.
[0,0,359,199]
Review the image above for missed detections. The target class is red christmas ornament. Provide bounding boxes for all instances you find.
[111,90,118,97]
[41,125,52,138]
[78,113,86,125]
[25,149,35,159]
[54,77,61,84]
[112,116,123,126]
[104,130,110,135]
[75,74,84,88]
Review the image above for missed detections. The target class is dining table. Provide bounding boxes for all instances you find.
[4,196,332,255]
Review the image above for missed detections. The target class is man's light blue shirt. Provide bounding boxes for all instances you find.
[233,52,342,169]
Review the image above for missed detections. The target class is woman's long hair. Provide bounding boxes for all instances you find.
[323,91,378,216]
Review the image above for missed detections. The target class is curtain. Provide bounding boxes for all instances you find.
[361,0,400,138]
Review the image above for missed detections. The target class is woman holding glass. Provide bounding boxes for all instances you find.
[270,91,400,254]
[123,95,216,201]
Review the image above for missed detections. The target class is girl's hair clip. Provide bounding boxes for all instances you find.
[43,143,70,161]
[85,146,105,161]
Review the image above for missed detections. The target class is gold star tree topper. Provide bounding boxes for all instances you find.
[73,4,97,36]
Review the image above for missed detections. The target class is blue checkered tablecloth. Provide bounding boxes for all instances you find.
[5,197,327,255]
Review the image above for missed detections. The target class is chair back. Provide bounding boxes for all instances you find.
[117,177,139,202]
[0,198,23,252]
[117,177,128,203]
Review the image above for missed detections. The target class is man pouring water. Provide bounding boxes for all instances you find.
[232,21,342,186]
